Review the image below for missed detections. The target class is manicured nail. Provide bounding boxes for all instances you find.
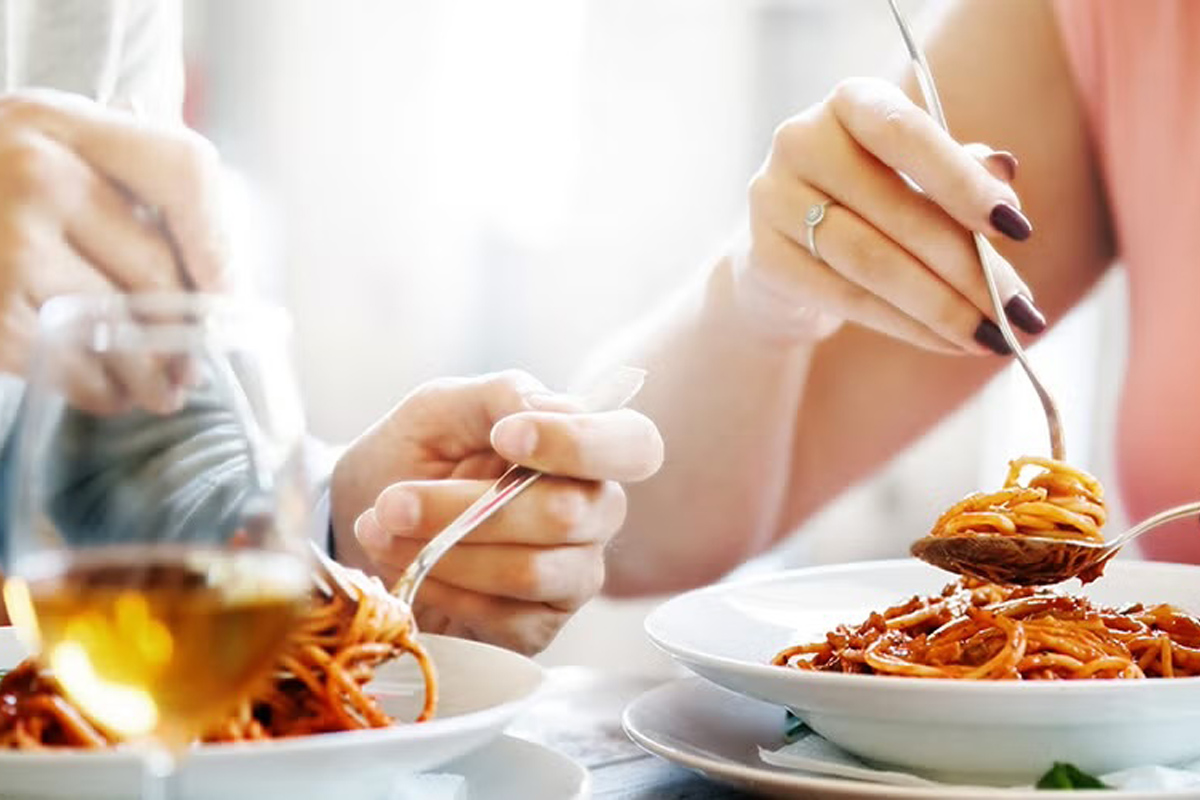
[990,203,1032,241]
[974,319,1012,356]
[1004,293,1046,335]
[984,150,1019,182]
[492,418,538,459]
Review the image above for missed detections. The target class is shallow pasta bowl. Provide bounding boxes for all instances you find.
[0,630,543,799]
[644,559,1200,785]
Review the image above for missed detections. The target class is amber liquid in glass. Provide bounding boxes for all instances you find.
[3,547,309,749]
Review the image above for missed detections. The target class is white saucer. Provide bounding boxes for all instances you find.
[622,677,1198,800]
[439,734,590,800]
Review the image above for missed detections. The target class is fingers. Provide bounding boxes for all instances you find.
[399,369,663,481]
[490,407,664,482]
[775,108,1030,327]
[354,477,623,615]
[965,142,1019,184]
[826,78,1031,241]
[414,578,572,655]
[0,90,228,290]
[360,476,627,547]
[63,167,183,293]
[5,132,184,293]
[751,180,985,354]
[366,532,606,610]
[399,369,562,448]
[747,77,1050,354]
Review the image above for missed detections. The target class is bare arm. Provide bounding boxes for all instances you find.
[600,0,1113,596]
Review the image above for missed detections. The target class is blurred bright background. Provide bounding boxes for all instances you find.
[180,0,1128,675]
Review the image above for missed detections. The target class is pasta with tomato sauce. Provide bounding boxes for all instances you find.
[773,579,1200,680]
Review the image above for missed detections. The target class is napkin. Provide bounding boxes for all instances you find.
[759,724,1200,791]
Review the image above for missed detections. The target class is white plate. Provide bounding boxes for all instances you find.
[0,629,545,799]
[644,559,1200,784]
[624,676,1198,800]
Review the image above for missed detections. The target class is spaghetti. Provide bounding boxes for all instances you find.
[0,582,436,749]
[772,579,1200,680]
[929,456,1107,543]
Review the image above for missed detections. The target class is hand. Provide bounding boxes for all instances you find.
[329,370,664,655]
[740,76,1046,354]
[0,89,228,412]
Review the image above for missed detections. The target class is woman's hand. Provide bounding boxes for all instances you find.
[740,76,1046,354]
[329,370,664,655]
[0,89,228,411]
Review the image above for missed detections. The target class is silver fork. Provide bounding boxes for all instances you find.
[886,0,1066,461]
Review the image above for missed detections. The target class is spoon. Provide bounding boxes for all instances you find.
[911,499,1200,586]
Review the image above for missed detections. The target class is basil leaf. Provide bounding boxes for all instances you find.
[1036,762,1111,790]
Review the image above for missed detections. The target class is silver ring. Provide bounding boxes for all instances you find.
[804,200,833,261]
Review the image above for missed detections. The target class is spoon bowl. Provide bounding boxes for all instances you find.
[911,499,1200,585]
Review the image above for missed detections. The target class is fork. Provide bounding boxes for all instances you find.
[885,0,1066,461]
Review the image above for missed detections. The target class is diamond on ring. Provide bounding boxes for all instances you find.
[804,200,833,261]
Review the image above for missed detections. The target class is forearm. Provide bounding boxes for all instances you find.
[598,255,819,596]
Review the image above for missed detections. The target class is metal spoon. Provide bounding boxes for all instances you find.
[886,0,1066,461]
[911,499,1200,586]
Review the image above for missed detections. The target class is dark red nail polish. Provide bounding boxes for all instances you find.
[985,151,1019,182]
[990,203,1032,241]
[974,319,1012,356]
[1004,293,1046,335]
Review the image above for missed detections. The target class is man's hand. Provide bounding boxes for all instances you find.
[330,370,664,655]
[0,89,227,410]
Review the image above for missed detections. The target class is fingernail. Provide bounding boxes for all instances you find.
[377,487,420,531]
[990,203,1032,241]
[974,319,1012,356]
[492,418,538,459]
[354,512,387,548]
[1004,293,1046,334]
[984,150,1019,182]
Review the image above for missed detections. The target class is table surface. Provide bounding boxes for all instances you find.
[509,667,760,799]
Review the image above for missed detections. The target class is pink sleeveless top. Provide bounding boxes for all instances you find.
[1053,0,1200,561]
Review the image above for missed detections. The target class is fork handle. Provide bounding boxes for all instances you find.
[391,464,540,606]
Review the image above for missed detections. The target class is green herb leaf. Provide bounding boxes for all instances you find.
[1036,762,1111,790]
